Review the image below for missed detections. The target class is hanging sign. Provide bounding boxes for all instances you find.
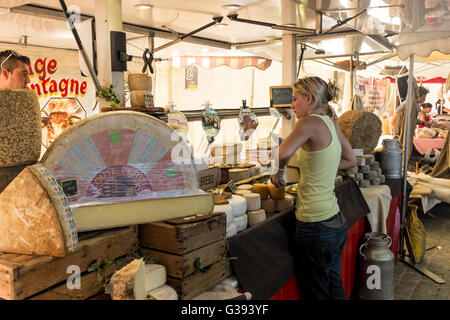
[185,64,198,90]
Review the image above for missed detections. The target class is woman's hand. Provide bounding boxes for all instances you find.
[271,168,287,189]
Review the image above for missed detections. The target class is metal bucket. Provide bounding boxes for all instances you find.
[380,139,403,179]
[358,232,395,300]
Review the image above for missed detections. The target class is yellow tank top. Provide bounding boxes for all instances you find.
[295,114,341,222]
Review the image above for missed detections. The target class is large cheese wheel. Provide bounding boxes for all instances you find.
[112,258,147,300]
[213,204,233,223]
[228,195,247,217]
[226,222,237,238]
[236,189,251,196]
[130,90,152,107]
[261,198,277,213]
[0,89,41,167]
[244,193,261,211]
[0,164,78,257]
[148,284,178,300]
[237,184,254,192]
[276,196,295,211]
[128,73,152,91]
[41,111,198,205]
[337,111,382,154]
[253,183,269,199]
[247,209,266,226]
[229,168,250,182]
[234,214,248,232]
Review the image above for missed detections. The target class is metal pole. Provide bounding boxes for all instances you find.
[399,54,414,256]
[59,0,102,94]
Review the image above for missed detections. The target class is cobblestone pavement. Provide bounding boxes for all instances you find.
[394,202,450,300]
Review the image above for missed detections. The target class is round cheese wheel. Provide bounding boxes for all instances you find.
[276,196,295,211]
[268,185,285,200]
[237,184,254,192]
[261,198,277,213]
[213,204,233,224]
[233,214,248,232]
[244,193,261,211]
[229,169,249,182]
[128,73,151,91]
[247,209,266,226]
[228,195,247,217]
[130,90,152,107]
[226,222,237,238]
[253,183,269,199]
[236,189,251,196]
[147,284,178,300]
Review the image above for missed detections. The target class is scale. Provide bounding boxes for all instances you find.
[200,101,221,156]
[238,100,258,141]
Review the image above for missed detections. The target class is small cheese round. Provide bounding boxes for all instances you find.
[276,196,295,211]
[237,184,254,192]
[261,198,277,213]
[233,214,248,232]
[253,183,269,199]
[228,195,247,217]
[236,189,251,196]
[247,209,266,226]
[244,193,261,211]
[268,185,285,200]
[213,204,233,224]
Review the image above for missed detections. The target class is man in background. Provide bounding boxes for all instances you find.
[0,50,31,89]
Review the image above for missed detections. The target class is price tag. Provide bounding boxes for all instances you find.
[58,178,78,198]
[144,93,154,108]
[227,180,238,194]
[269,107,281,119]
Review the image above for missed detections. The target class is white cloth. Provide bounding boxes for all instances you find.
[360,185,393,234]
[407,172,450,205]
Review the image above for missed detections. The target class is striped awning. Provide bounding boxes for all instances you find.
[169,56,272,70]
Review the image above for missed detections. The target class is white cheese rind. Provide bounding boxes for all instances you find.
[145,264,167,292]
[228,195,247,217]
[148,284,178,300]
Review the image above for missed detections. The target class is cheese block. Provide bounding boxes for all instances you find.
[0,164,78,257]
[226,222,237,238]
[268,185,285,200]
[145,264,167,292]
[147,284,178,300]
[211,143,242,157]
[276,196,295,211]
[236,189,251,196]
[213,204,233,224]
[112,258,146,300]
[361,154,375,165]
[253,183,269,199]
[237,184,254,192]
[41,111,198,206]
[130,90,152,107]
[228,195,247,217]
[72,192,213,232]
[234,214,248,232]
[261,198,277,213]
[0,89,41,167]
[128,73,151,91]
[356,157,366,166]
[229,168,250,182]
[247,209,266,226]
[243,193,261,211]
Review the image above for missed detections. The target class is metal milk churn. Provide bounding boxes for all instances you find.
[380,139,403,179]
[358,232,395,300]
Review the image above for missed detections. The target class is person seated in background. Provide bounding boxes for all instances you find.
[417,103,433,128]
[0,50,31,89]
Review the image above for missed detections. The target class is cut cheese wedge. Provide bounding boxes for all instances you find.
[145,264,167,292]
[112,258,146,300]
[253,183,269,199]
[0,164,78,257]
[268,184,285,200]
[72,191,213,232]
[148,284,178,300]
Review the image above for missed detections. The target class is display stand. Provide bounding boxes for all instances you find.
[398,56,445,284]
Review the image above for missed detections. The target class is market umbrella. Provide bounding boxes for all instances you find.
[446,72,450,94]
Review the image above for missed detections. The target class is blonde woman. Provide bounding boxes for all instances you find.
[271,76,356,300]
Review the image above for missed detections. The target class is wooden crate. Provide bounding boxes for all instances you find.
[0,226,138,300]
[167,261,227,300]
[140,213,226,255]
[141,240,226,279]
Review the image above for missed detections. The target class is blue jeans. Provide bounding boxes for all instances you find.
[295,212,348,300]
